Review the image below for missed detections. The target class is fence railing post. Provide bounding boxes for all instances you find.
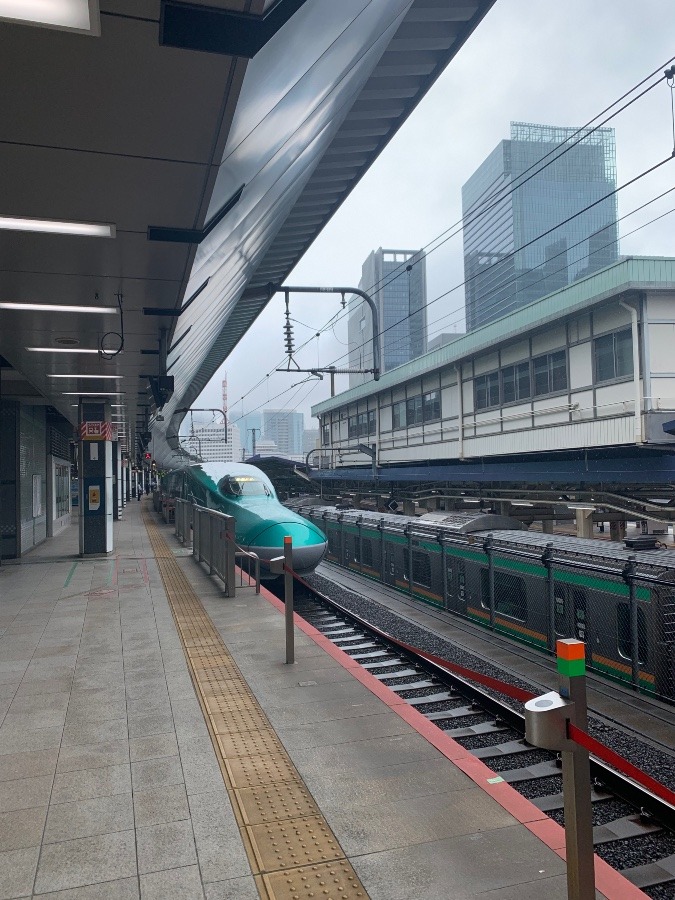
[284,536,294,664]
[484,534,495,630]
[225,516,236,598]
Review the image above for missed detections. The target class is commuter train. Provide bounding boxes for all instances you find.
[287,502,675,701]
[163,464,326,576]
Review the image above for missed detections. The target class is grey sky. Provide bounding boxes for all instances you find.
[195,0,675,433]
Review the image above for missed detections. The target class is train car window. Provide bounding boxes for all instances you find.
[480,569,527,621]
[446,560,454,598]
[353,538,360,563]
[362,539,373,568]
[617,604,648,663]
[412,551,431,588]
[218,476,270,497]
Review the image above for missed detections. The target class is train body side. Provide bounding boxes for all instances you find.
[288,503,675,702]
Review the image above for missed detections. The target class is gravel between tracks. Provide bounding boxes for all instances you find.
[305,571,675,788]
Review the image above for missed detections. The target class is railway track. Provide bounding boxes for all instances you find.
[289,578,675,899]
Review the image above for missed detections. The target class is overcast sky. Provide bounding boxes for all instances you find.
[194,0,675,434]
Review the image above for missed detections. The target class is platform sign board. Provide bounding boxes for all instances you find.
[79,421,112,441]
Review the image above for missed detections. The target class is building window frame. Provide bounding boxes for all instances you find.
[593,328,634,384]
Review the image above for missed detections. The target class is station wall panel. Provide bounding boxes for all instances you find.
[568,343,592,389]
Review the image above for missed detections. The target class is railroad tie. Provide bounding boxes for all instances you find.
[143,511,369,900]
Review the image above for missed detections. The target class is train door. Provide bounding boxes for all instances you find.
[384,546,396,586]
[445,556,466,613]
[554,583,590,659]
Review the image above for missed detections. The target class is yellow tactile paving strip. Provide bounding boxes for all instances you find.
[143,511,369,900]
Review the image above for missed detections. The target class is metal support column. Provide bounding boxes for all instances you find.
[78,401,113,555]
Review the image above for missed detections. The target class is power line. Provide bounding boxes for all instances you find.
[325,154,674,372]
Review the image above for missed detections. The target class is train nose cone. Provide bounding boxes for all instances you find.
[250,522,327,575]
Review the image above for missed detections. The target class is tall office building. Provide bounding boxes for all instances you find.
[263,409,304,458]
[184,423,240,463]
[462,122,618,330]
[348,248,427,388]
[221,373,228,421]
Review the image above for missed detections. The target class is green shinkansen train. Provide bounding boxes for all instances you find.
[163,463,326,576]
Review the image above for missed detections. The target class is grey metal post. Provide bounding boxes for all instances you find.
[225,516,236,598]
[484,534,495,629]
[284,536,294,664]
[379,517,385,582]
[405,523,413,595]
[558,639,595,900]
[623,555,640,688]
[542,542,556,652]
[208,514,214,576]
[439,533,448,609]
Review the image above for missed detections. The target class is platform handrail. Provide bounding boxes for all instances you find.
[190,503,236,597]
[174,497,193,545]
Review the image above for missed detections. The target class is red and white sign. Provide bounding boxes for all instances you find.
[79,421,113,441]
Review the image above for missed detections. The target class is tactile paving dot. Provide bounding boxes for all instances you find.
[210,708,267,735]
[226,752,298,788]
[235,782,320,826]
[205,692,259,715]
[217,728,284,759]
[248,816,343,871]
[262,861,367,899]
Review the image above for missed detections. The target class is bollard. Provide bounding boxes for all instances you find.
[557,638,595,900]
[284,536,294,664]
[526,640,595,900]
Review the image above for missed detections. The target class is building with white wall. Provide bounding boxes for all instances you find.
[314,258,675,468]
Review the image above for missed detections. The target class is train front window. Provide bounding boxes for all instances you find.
[219,476,270,497]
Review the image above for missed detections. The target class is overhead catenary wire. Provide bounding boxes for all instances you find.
[325,154,675,373]
[351,183,675,362]
[228,57,675,421]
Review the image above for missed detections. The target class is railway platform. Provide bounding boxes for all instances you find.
[0,501,646,899]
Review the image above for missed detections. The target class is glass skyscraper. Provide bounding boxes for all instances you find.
[348,248,427,387]
[462,122,618,330]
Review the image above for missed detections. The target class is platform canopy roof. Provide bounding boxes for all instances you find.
[0,0,495,466]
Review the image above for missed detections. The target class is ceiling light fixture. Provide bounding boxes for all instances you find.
[0,0,100,33]
[26,347,100,354]
[1,302,116,313]
[47,374,122,379]
[62,391,125,396]
[0,215,113,237]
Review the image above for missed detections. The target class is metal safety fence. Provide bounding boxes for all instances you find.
[174,499,260,596]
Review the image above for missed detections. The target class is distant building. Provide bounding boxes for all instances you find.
[250,438,278,459]
[262,410,304,457]
[428,332,464,353]
[237,412,263,456]
[348,247,427,387]
[303,429,319,455]
[221,373,228,421]
[462,122,619,330]
[184,423,240,463]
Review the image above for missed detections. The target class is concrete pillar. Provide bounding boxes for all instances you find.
[610,520,626,542]
[78,401,113,555]
[494,501,510,516]
[403,499,415,517]
[575,509,594,540]
[542,519,554,534]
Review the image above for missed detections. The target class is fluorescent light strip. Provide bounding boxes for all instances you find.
[1,302,116,313]
[0,0,100,34]
[48,374,122,380]
[63,391,124,396]
[0,215,113,237]
[27,347,100,354]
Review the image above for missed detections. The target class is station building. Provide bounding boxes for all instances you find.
[314,257,675,472]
